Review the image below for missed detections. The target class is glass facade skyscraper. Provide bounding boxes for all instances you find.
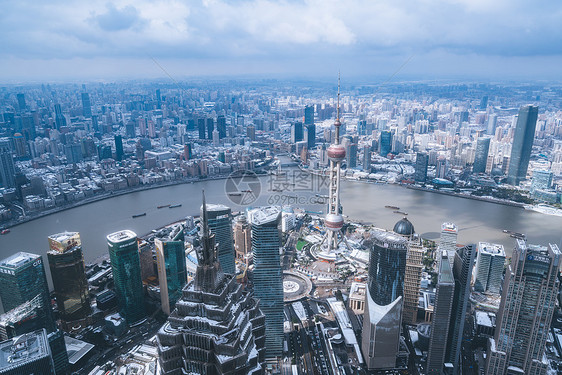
[367,231,408,306]
[47,231,91,322]
[107,230,145,324]
[0,138,16,189]
[507,105,539,185]
[486,241,559,375]
[0,329,55,375]
[473,137,491,174]
[414,152,429,183]
[155,224,187,315]
[204,203,235,275]
[427,251,455,374]
[249,206,283,359]
[474,242,505,294]
[379,130,392,158]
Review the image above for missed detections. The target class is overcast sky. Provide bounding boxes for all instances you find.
[1,0,561,82]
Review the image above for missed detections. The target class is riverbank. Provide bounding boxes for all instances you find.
[0,174,231,231]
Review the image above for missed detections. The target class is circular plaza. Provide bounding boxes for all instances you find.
[283,271,313,302]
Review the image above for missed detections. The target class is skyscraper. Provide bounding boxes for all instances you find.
[234,215,252,263]
[439,222,458,264]
[155,224,187,315]
[379,130,392,158]
[414,152,429,183]
[426,251,455,374]
[197,118,206,140]
[81,93,92,118]
[249,206,283,359]
[305,104,315,149]
[362,144,371,171]
[473,137,491,174]
[16,93,26,112]
[54,103,66,130]
[47,232,91,323]
[291,121,303,143]
[446,244,476,374]
[157,193,266,374]
[217,115,227,139]
[487,113,498,135]
[0,138,16,188]
[486,241,559,375]
[474,242,505,294]
[114,135,123,161]
[362,231,408,370]
[507,105,539,185]
[204,204,235,275]
[0,329,56,375]
[107,230,145,324]
[206,118,214,140]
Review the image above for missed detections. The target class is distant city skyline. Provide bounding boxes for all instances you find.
[1,1,562,82]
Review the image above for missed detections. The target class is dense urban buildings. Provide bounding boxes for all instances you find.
[486,241,560,375]
[107,230,145,324]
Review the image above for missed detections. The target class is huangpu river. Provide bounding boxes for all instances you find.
[1,171,561,288]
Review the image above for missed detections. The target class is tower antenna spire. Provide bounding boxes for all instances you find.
[335,71,341,144]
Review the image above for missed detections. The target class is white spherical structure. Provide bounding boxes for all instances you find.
[325,213,344,231]
[327,144,346,162]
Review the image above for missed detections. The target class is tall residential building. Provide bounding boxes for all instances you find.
[155,223,187,315]
[47,232,91,322]
[362,231,408,369]
[414,152,429,183]
[486,241,560,375]
[439,222,458,265]
[204,203,235,275]
[446,244,476,374]
[473,137,491,174]
[426,251,455,374]
[0,329,55,375]
[507,105,539,185]
[403,241,424,325]
[474,242,505,294]
[0,138,16,188]
[81,92,92,118]
[157,193,266,374]
[107,230,145,324]
[362,144,371,171]
[234,215,252,263]
[487,113,498,135]
[249,206,283,359]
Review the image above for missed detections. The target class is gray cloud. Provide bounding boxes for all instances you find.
[0,0,561,80]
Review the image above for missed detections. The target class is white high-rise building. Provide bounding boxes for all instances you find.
[439,222,458,266]
[474,242,505,294]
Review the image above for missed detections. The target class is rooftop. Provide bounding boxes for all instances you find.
[0,330,50,369]
[0,252,41,270]
[441,222,458,233]
[64,336,95,365]
[478,242,505,256]
[107,230,137,243]
[248,206,281,226]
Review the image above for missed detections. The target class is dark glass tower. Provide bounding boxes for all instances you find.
[291,122,303,143]
[204,203,235,275]
[249,206,283,359]
[304,105,315,149]
[156,192,266,374]
[446,244,475,374]
[368,231,408,306]
[155,224,187,315]
[507,105,538,185]
[47,232,91,322]
[486,241,559,375]
[426,251,455,374]
[379,131,392,158]
[206,118,214,140]
[198,118,206,140]
[0,138,16,188]
[54,103,66,130]
[107,230,145,324]
[473,137,490,174]
[414,152,429,183]
[81,92,92,118]
[0,252,68,375]
[217,115,227,139]
[114,135,124,161]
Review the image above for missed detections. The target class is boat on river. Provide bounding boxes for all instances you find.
[132,213,147,218]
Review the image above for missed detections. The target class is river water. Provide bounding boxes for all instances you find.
[1,172,561,271]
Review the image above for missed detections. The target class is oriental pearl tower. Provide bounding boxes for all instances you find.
[320,75,350,253]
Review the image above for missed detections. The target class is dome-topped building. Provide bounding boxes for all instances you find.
[393,217,415,237]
